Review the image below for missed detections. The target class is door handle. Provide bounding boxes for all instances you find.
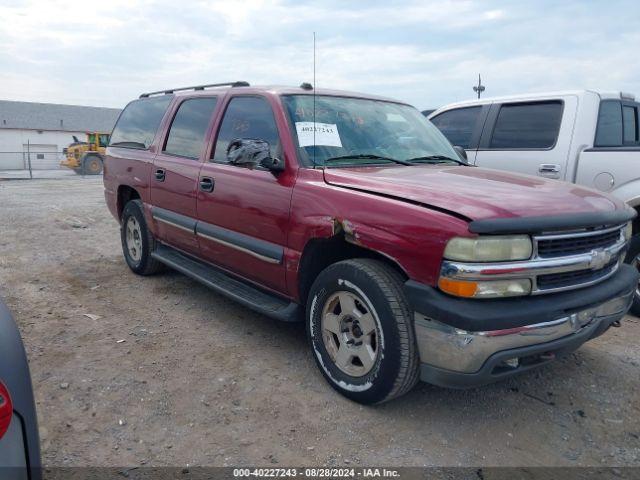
[538,164,561,178]
[199,177,215,193]
[154,168,166,182]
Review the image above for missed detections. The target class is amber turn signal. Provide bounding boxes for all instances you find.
[438,278,478,298]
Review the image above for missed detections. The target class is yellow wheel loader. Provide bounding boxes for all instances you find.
[60,132,109,175]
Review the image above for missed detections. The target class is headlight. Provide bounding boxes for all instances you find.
[438,277,532,298]
[623,222,633,241]
[443,235,532,262]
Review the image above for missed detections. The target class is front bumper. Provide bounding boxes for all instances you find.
[405,264,638,388]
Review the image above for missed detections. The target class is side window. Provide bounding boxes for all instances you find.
[163,97,218,159]
[595,101,622,146]
[622,105,638,144]
[110,96,173,149]
[429,107,481,149]
[212,97,280,163]
[490,101,563,149]
[99,134,109,147]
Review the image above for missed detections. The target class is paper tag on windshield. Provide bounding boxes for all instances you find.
[295,122,342,148]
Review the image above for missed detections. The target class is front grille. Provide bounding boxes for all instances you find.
[536,227,622,258]
[537,262,617,290]
[440,223,628,298]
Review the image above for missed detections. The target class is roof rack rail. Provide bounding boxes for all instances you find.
[139,81,250,98]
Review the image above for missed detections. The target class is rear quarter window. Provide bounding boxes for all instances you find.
[110,96,173,149]
[490,101,563,149]
[623,105,638,144]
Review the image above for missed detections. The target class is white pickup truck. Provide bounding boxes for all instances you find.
[428,90,640,315]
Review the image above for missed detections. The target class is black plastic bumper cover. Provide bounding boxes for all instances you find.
[404,264,639,332]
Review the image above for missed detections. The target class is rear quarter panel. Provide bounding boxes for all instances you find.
[575,150,640,208]
[104,146,155,226]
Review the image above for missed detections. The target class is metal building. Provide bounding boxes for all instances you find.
[0,100,121,170]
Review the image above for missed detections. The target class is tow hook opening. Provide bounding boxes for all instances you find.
[492,351,557,375]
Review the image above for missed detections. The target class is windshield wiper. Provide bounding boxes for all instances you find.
[406,155,468,166]
[324,154,412,166]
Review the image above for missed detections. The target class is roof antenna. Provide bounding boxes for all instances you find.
[473,74,485,99]
[313,31,317,168]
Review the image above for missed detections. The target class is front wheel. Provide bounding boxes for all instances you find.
[307,259,419,404]
[625,235,640,317]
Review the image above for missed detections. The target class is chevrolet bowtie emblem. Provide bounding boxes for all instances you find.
[589,249,611,270]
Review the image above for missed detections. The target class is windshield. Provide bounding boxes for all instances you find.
[282,94,459,167]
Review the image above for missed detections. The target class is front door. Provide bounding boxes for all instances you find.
[196,95,292,294]
[429,105,487,164]
[150,96,219,255]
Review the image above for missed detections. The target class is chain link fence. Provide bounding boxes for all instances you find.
[0,150,102,179]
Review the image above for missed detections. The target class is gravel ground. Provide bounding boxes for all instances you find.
[0,177,638,468]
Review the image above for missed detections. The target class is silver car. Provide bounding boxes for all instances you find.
[0,300,41,480]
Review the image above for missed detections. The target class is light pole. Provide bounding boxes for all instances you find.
[473,74,485,99]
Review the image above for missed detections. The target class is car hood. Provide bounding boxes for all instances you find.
[323,165,625,221]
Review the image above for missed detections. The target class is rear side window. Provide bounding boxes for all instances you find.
[164,97,218,159]
[490,101,563,149]
[110,96,173,149]
[595,100,640,147]
[595,101,623,146]
[212,96,280,163]
[430,107,481,149]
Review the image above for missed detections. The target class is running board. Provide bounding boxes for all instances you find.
[151,244,301,322]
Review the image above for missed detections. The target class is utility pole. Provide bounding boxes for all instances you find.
[473,74,485,99]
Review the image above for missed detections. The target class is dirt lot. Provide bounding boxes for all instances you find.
[0,177,639,468]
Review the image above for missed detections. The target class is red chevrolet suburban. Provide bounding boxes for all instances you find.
[104,82,638,404]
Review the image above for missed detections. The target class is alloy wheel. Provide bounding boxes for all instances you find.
[321,291,380,377]
[125,216,143,262]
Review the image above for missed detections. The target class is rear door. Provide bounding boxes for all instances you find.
[196,95,292,294]
[474,98,577,180]
[150,96,219,255]
[428,105,488,163]
[576,99,640,197]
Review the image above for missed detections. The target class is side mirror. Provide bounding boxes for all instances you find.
[227,138,284,173]
[453,145,468,162]
[259,156,285,172]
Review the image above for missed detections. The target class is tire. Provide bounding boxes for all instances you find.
[120,199,164,275]
[625,234,640,317]
[306,259,420,404]
[82,155,103,175]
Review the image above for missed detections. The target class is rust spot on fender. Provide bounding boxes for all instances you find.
[332,217,361,245]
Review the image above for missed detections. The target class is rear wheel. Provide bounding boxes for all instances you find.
[625,235,640,317]
[307,259,419,404]
[82,155,103,175]
[120,200,164,275]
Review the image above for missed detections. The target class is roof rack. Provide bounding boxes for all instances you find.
[139,81,250,98]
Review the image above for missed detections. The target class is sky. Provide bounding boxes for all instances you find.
[1,0,639,111]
